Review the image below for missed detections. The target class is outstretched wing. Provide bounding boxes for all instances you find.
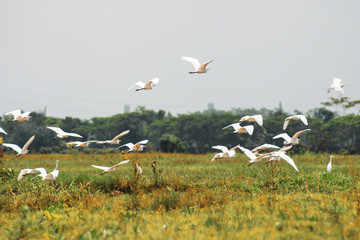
[119,143,135,150]
[5,109,21,118]
[252,115,263,126]
[137,139,149,145]
[283,119,290,130]
[110,160,130,169]
[244,125,254,135]
[91,165,110,171]
[150,77,159,86]
[297,115,308,126]
[128,81,145,90]
[67,132,83,138]
[238,146,257,160]
[223,123,240,131]
[273,133,291,142]
[22,135,35,150]
[292,129,311,141]
[0,127,7,135]
[112,130,130,141]
[276,151,299,171]
[212,145,229,153]
[47,127,65,135]
[2,143,22,154]
[181,56,201,70]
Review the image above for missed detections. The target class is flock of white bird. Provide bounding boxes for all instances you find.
[1,57,344,181]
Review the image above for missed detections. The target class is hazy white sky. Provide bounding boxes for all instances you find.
[1,1,359,119]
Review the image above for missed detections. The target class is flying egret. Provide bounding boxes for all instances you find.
[239,115,263,126]
[5,110,32,122]
[238,146,263,165]
[32,160,60,181]
[223,123,254,135]
[0,127,7,135]
[2,135,35,157]
[18,168,46,180]
[273,129,311,146]
[119,140,149,153]
[283,115,308,130]
[92,160,130,175]
[47,126,83,139]
[211,145,239,161]
[327,155,333,173]
[251,144,280,155]
[328,78,345,100]
[96,130,130,145]
[128,78,159,91]
[181,56,213,74]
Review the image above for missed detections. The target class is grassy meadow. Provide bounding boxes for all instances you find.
[0,152,360,239]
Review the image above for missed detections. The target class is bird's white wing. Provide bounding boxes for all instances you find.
[92,165,110,171]
[5,109,21,118]
[2,143,22,154]
[283,119,290,130]
[252,144,280,152]
[22,135,35,150]
[297,115,308,125]
[273,133,291,142]
[252,115,263,126]
[276,151,299,172]
[137,139,149,145]
[47,127,66,135]
[0,127,7,135]
[212,145,229,153]
[67,132,83,138]
[181,56,201,70]
[238,146,257,160]
[223,123,240,131]
[112,130,130,141]
[244,125,254,135]
[150,77,159,86]
[21,111,32,117]
[292,129,311,140]
[119,143,135,150]
[128,81,145,90]
[332,78,342,85]
[111,160,130,168]
[18,169,31,180]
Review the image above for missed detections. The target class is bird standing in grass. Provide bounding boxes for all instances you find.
[327,155,333,173]
[181,56,213,74]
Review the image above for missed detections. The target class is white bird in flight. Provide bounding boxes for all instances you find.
[119,140,149,153]
[2,135,35,157]
[5,109,32,122]
[273,129,311,146]
[327,155,333,173]
[18,168,46,180]
[128,78,159,91]
[92,160,130,175]
[283,115,308,130]
[239,115,263,126]
[96,130,130,145]
[223,123,254,135]
[47,126,83,139]
[328,78,345,100]
[181,56,213,74]
[211,145,239,161]
[32,160,60,181]
[0,127,7,135]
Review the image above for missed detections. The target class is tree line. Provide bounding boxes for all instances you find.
[0,98,359,154]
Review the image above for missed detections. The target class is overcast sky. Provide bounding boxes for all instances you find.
[1,1,359,119]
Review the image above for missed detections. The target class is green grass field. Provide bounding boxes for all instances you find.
[0,153,359,239]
